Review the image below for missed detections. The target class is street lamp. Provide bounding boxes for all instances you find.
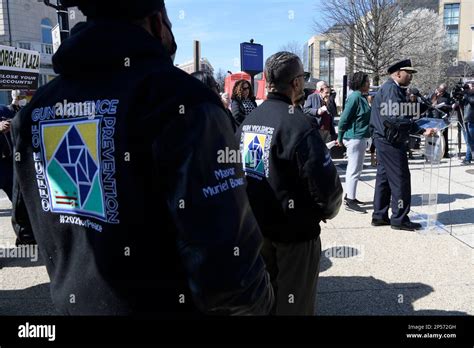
[43,0,70,41]
[326,40,333,87]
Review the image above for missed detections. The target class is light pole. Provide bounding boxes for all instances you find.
[326,40,333,87]
[471,25,474,61]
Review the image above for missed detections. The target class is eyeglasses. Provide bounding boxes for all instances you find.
[242,86,250,91]
[289,73,305,83]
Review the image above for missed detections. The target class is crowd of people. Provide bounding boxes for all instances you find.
[1,0,474,317]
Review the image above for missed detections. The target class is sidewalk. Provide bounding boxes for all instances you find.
[318,139,474,315]
[0,142,473,316]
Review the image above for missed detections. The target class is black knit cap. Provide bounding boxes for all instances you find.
[60,0,165,19]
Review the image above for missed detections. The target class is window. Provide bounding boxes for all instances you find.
[41,18,53,45]
[18,42,31,50]
[319,47,330,81]
[309,43,314,76]
[443,3,460,51]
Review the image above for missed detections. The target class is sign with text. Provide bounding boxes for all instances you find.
[52,24,61,54]
[0,45,40,90]
[334,57,347,88]
[240,42,263,74]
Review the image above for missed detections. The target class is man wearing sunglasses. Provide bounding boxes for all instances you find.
[237,52,343,315]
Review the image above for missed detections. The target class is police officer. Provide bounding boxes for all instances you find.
[11,0,273,315]
[237,52,343,315]
[370,59,436,231]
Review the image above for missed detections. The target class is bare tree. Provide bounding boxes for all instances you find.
[398,9,449,93]
[279,41,304,61]
[313,0,448,86]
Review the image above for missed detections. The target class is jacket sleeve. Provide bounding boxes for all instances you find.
[231,99,245,126]
[10,117,36,245]
[295,129,343,220]
[382,84,424,135]
[153,102,273,315]
[337,94,359,143]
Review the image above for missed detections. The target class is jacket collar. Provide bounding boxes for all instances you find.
[267,92,293,105]
[53,19,171,75]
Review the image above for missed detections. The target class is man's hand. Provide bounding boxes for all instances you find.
[318,105,328,115]
[423,128,437,137]
[0,120,11,133]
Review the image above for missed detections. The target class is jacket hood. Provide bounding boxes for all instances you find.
[53,19,171,75]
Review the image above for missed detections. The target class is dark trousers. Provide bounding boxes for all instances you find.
[373,138,411,226]
[261,236,321,316]
[0,156,13,201]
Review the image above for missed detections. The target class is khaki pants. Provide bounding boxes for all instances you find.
[261,236,322,316]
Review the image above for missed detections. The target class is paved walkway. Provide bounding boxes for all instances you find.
[0,132,473,316]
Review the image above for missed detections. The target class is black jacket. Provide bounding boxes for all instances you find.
[236,93,343,243]
[0,105,15,158]
[231,98,257,127]
[11,19,273,316]
[370,78,426,144]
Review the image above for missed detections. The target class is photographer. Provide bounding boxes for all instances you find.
[427,84,454,158]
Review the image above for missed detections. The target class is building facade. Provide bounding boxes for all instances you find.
[177,58,214,75]
[0,0,86,103]
[307,34,344,85]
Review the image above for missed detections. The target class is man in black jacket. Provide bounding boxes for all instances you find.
[11,0,273,316]
[237,52,343,315]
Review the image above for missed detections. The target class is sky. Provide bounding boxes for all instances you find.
[166,0,323,74]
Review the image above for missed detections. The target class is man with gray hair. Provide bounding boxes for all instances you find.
[304,81,337,143]
[316,80,328,91]
[236,52,343,315]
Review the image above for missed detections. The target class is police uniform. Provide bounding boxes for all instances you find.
[370,59,428,231]
[11,1,273,315]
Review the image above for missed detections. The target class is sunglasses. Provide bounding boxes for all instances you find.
[242,86,250,91]
[289,73,305,83]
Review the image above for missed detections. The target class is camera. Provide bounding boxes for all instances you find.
[451,80,467,102]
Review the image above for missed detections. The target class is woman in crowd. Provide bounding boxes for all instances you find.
[337,72,371,214]
[231,79,257,127]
